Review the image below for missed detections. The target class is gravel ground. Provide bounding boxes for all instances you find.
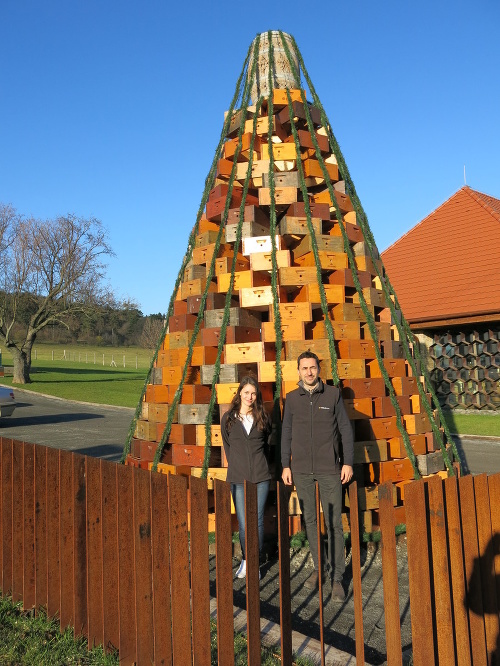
[210,536,411,664]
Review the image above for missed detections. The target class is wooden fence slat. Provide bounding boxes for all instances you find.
[378,481,402,666]
[315,482,325,666]
[133,467,154,665]
[405,479,435,666]
[46,447,60,618]
[277,482,292,666]
[59,449,74,630]
[427,475,455,665]
[190,475,211,666]
[23,442,36,610]
[487,473,500,605]
[34,444,48,610]
[101,460,119,654]
[459,474,488,665]
[443,476,472,666]
[168,473,192,666]
[348,482,365,666]
[473,474,499,663]
[1,438,13,595]
[86,456,104,649]
[244,481,261,666]
[117,463,137,665]
[73,454,87,638]
[12,440,24,603]
[214,478,235,666]
[150,472,172,665]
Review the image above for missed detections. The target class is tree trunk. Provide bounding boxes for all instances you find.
[9,345,32,384]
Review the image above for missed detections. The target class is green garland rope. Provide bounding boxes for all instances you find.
[280,32,422,478]
[151,36,262,472]
[286,32,458,476]
[122,41,253,464]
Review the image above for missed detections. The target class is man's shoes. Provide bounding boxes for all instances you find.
[236,560,246,578]
[303,570,319,590]
[331,580,346,602]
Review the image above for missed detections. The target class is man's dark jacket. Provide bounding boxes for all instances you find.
[281,379,354,474]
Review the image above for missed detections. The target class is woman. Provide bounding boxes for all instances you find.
[221,376,272,579]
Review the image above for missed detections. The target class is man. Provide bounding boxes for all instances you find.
[281,351,354,602]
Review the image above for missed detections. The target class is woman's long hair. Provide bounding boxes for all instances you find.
[224,376,270,434]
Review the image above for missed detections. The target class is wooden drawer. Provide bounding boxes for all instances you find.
[262,171,299,188]
[292,234,343,259]
[250,249,291,271]
[293,250,348,271]
[177,404,211,425]
[180,278,217,300]
[387,435,426,459]
[342,378,386,399]
[302,158,338,181]
[329,269,372,289]
[391,376,420,396]
[227,204,269,225]
[403,412,432,435]
[260,142,297,161]
[171,444,221,468]
[306,320,360,340]
[217,269,271,293]
[168,424,198,446]
[356,417,401,440]
[373,396,412,418]
[187,292,237,314]
[242,235,282,255]
[224,342,265,364]
[279,266,318,286]
[215,383,239,404]
[169,384,213,405]
[168,313,199,333]
[367,458,415,484]
[258,360,297,382]
[196,425,223,447]
[292,284,345,305]
[337,340,376,359]
[336,359,366,379]
[367,359,407,378]
[261,320,304,343]
[344,398,373,420]
[353,288,386,308]
[205,307,261,329]
[353,439,388,464]
[145,385,169,403]
[168,330,201,350]
[200,363,258,385]
[361,322,394,341]
[258,186,297,206]
[225,220,270,242]
[191,467,228,490]
[285,338,331,361]
[344,484,397,511]
[202,325,261,347]
[278,216,322,237]
[192,242,233,266]
[239,285,275,309]
[215,255,250,275]
[169,346,220,367]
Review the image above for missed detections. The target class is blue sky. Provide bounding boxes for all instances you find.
[1,1,499,316]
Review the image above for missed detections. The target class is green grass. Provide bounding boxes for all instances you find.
[0,595,118,665]
[1,361,146,408]
[0,596,316,666]
[442,410,499,437]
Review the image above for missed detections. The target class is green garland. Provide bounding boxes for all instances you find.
[280,32,422,478]
[286,32,457,476]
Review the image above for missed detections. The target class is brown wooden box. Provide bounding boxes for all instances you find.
[177,404,211,425]
[367,358,407,378]
[277,100,321,127]
[373,396,412,418]
[292,283,345,305]
[356,417,401,440]
[287,201,330,220]
[205,307,261,329]
[224,342,265,364]
[258,186,298,206]
[196,425,223,447]
[169,345,220,367]
[168,384,213,405]
[278,216,322,237]
[225,220,270,242]
[168,424,198,446]
[361,322,394,342]
[215,255,250,275]
[403,412,432,435]
[202,326,261,347]
[391,376,420,396]
[187,292,237,314]
[168,313,199,333]
[337,339,376,359]
[227,204,269,225]
[249,249,291,271]
[200,363,258,385]
[285,338,331,361]
[168,330,201,350]
[344,398,374,420]
[279,266,318,287]
[262,320,305,342]
[353,439,388,464]
[217,269,271,293]
[328,269,372,289]
[262,171,300,188]
[241,234,282,255]
[417,448,451,476]
[294,250,348,272]
[344,484,397,511]
[302,158,338,181]
[145,385,169,403]
[171,444,221,468]
[192,242,234,267]
[367,458,415,484]
[342,377,386,399]
[292,234,344,259]
[239,285,275,310]
[180,278,217,300]
[332,303,372,322]
[337,359,366,379]
[258,360,297,382]
[387,435,427,459]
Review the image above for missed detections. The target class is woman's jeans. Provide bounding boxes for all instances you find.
[231,480,270,558]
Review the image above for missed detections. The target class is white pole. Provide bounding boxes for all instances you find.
[136,354,138,369]
[123,355,126,368]
[103,353,105,366]
[52,350,54,361]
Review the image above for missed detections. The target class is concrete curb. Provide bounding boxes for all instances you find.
[0,383,135,413]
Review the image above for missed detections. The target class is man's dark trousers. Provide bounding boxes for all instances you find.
[293,472,345,582]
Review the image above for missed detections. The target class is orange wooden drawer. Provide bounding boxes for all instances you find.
[262,320,304,342]
[342,378,386,399]
[367,358,407,378]
[224,342,265,364]
[145,385,169,403]
[373,396,412,418]
[387,435,427,459]
[337,339,376,359]
[367,458,415,484]
[344,398,373,420]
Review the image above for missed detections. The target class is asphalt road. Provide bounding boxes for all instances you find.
[0,388,133,462]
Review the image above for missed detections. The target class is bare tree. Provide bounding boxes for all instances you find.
[0,204,115,383]
[140,315,165,350]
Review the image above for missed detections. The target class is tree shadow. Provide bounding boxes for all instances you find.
[467,532,500,664]
[1,412,104,427]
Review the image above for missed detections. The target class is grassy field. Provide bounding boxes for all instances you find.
[442,410,499,437]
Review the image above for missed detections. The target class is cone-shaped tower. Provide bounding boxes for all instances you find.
[123,31,459,535]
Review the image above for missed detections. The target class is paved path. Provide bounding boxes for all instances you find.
[0,387,133,462]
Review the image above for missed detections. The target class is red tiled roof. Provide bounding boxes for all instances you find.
[381,186,500,325]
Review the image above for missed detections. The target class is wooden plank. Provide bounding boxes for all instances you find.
[117,463,137,665]
[189,476,211,666]
[59,449,74,630]
[459,475,488,665]
[11,440,24,603]
[443,476,472,666]
[405,480,435,666]
[168,474,192,666]
[150,472,173,665]
[1,438,13,595]
[34,444,48,610]
[73,454,87,638]
[277,482,292,665]
[23,442,36,610]
[245,481,261,665]
[86,456,104,649]
[488,473,500,607]
[348,482,365,666]
[214,479,235,665]
[427,475,455,665]
[133,467,154,665]
[46,447,60,618]
[473,474,499,662]
[378,481,403,666]
[101,460,119,653]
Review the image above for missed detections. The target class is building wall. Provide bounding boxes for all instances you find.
[417,324,500,411]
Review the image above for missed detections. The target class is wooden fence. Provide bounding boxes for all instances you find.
[0,437,498,665]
